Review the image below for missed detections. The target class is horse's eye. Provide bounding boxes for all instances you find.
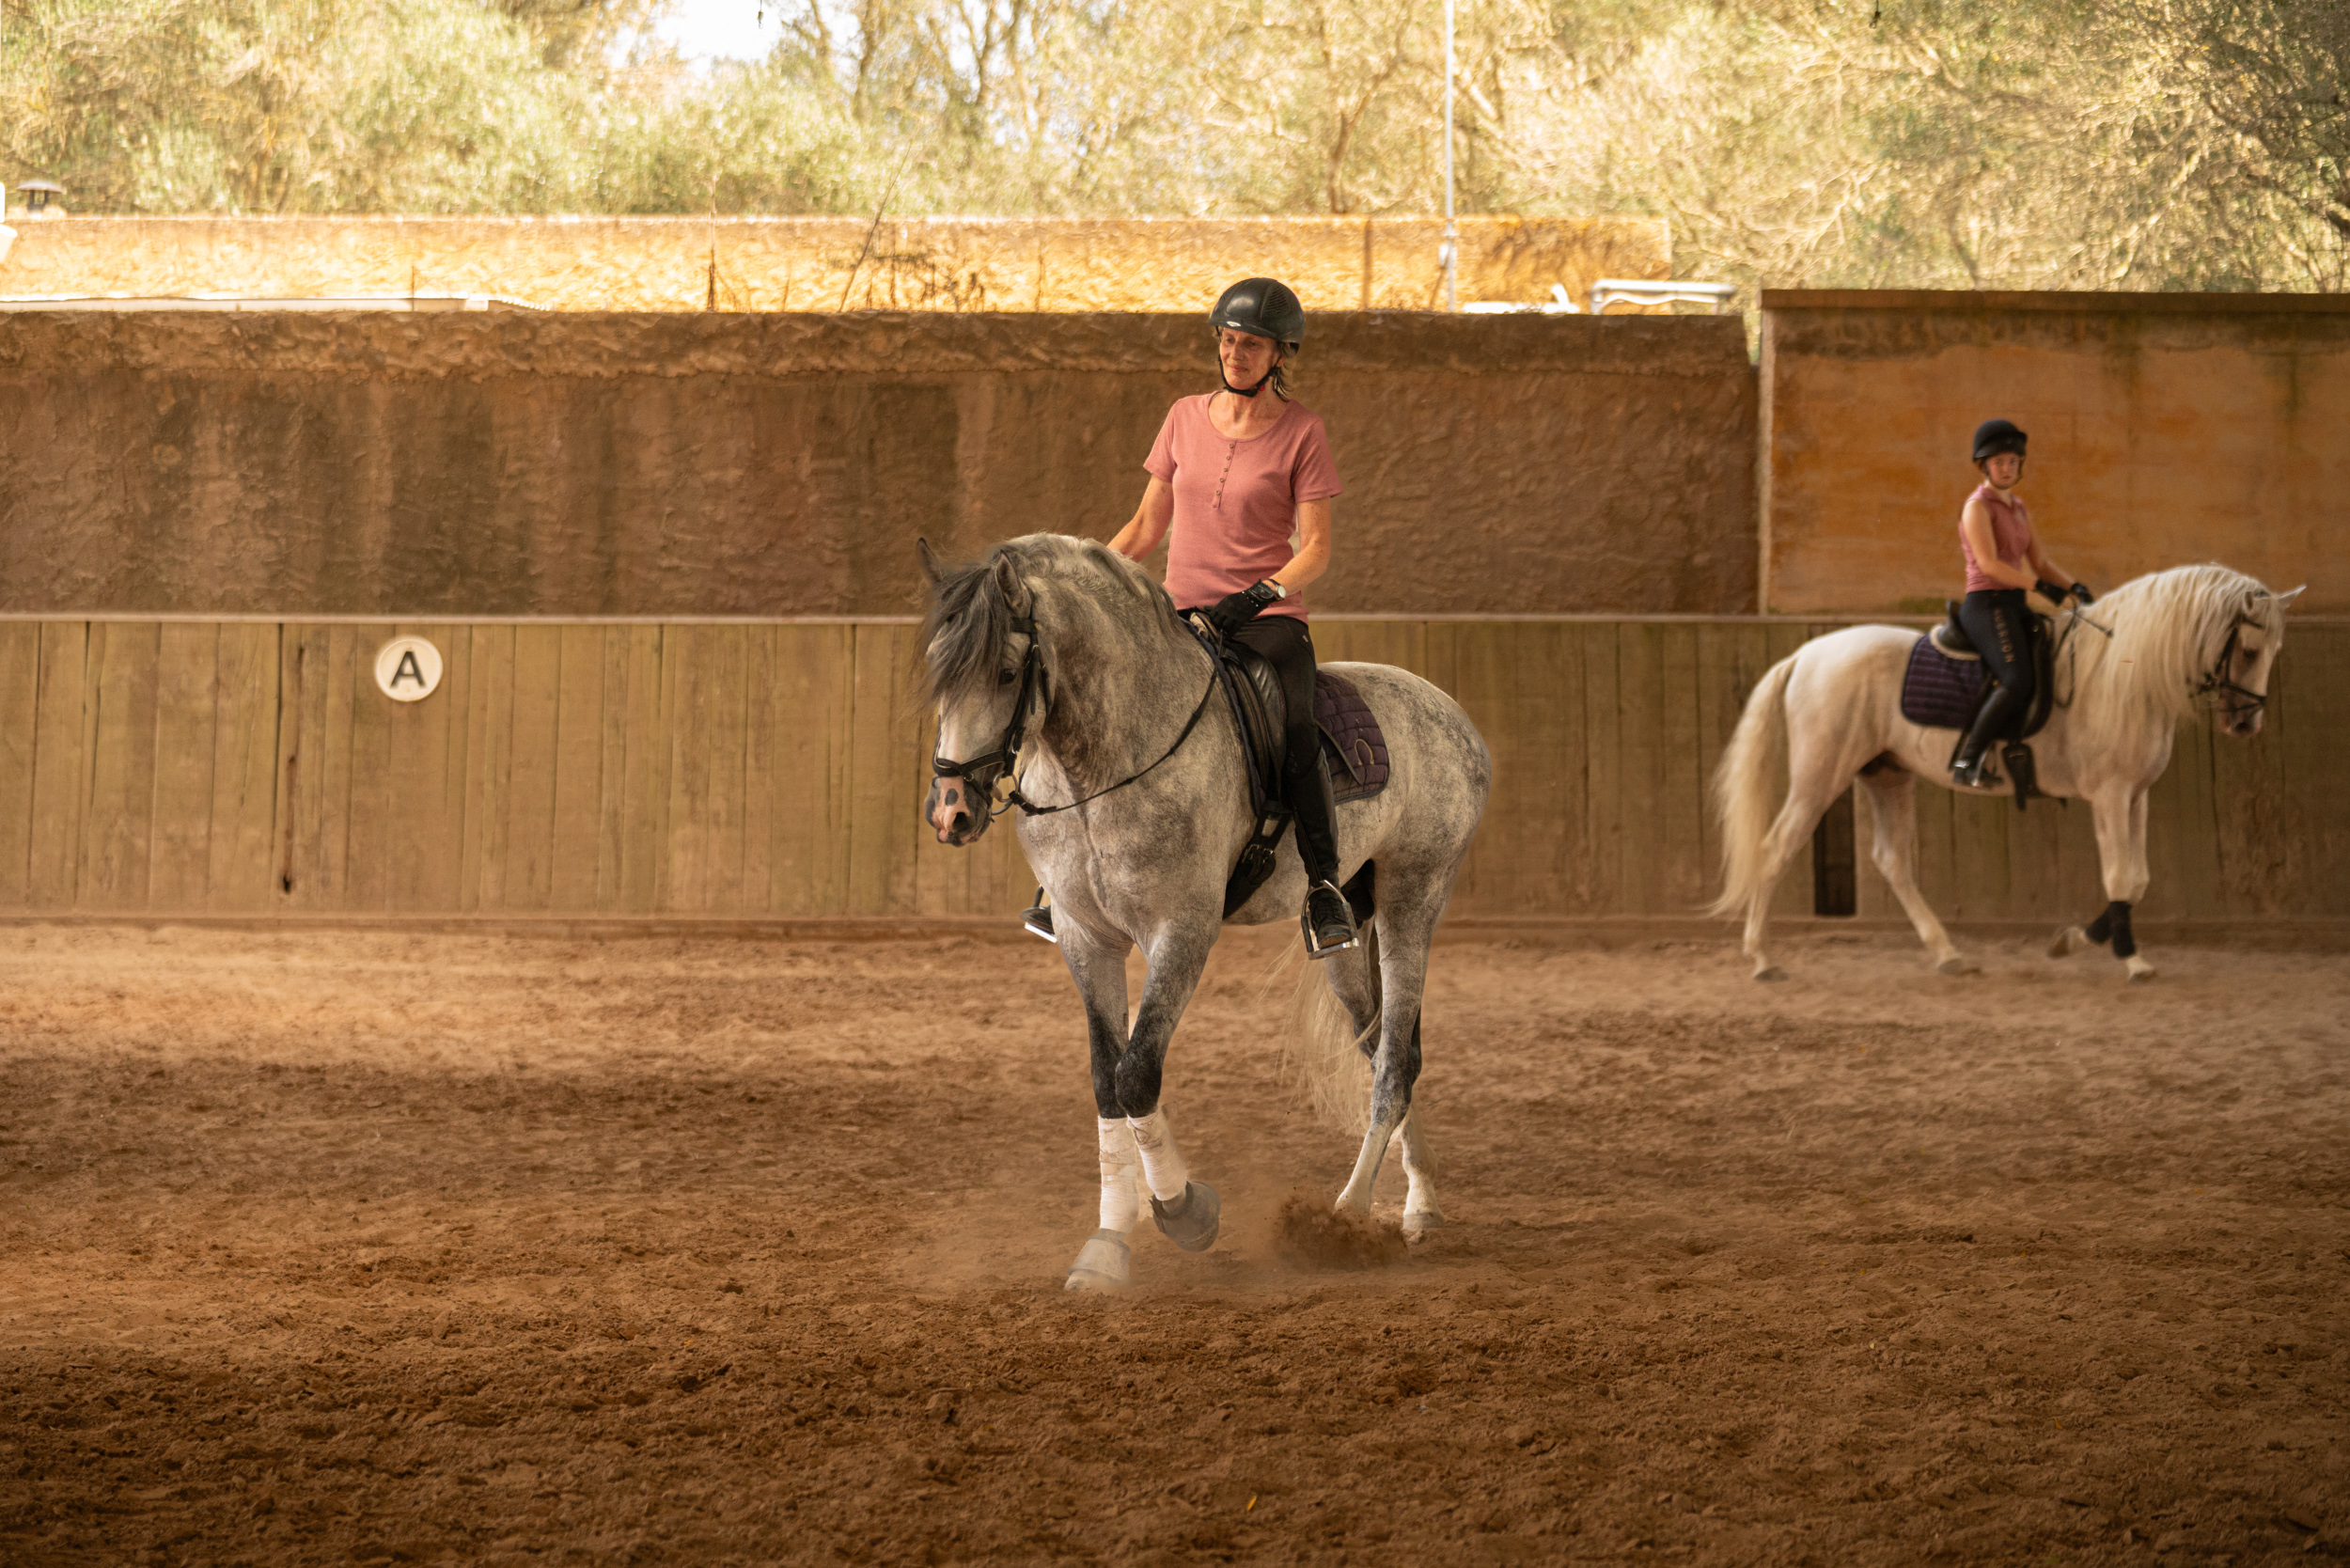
[998,669,1018,686]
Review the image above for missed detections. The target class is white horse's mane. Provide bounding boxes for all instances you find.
[2071,563,2284,754]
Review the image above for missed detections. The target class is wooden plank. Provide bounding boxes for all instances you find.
[846,624,922,917]
[1578,623,1622,917]
[340,624,401,913]
[1611,624,1664,914]
[502,624,565,912]
[148,622,221,912]
[765,624,854,916]
[615,626,667,913]
[462,626,518,911]
[374,626,468,913]
[279,626,360,910]
[2162,716,2221,919]
[0,625,44,907]
[669,625,753,914]
[549,624,607,913]
[208,623,282,912]
[78,621,162,910]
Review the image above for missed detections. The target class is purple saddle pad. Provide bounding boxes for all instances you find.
[1313,670,1389,802]
[1899,634,1988,730]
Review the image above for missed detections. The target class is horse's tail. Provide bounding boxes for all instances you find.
[1706,651,1799,919]
[1275,926,1380,1135]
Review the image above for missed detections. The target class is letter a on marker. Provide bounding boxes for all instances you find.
[391,651,427,689]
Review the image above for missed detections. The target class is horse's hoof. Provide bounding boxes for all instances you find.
[2124,955,2157,983]
[1064,1230,1131,1291]
[1402,1209,1444,1240]
[1754,964,1789,983]
[2048,925,2090,959]
[1935,955,1979,977]
[1150,1182,1221,1253]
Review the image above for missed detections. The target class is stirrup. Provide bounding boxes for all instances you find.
[1021,886,1058,944]
[1302,880,1359,960]
[1950,750,1998,790]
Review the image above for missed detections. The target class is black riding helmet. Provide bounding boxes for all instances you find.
[1210,277,1305,349]
[1972,418,2028,463]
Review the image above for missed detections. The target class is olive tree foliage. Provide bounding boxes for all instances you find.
[0,0,2339,290]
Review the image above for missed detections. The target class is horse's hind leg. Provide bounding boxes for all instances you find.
[1335,898,1435,1220]
[1743,745,1855,981]
[1857,767,1971,974]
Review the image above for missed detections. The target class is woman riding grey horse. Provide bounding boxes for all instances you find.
[1086,275,1360,959]
[920,535,1490,1288]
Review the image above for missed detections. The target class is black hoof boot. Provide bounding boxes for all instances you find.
[1150,1181,1221,1251]
[1021,886,1057,944]
[1303,879,1359,959]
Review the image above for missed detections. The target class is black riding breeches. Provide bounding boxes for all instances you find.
[1958,588,2035,737]
[1225,615,1340,885]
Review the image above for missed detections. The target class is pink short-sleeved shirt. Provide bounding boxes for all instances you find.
[1961,482,2035,593]
[1145,394,1341,621]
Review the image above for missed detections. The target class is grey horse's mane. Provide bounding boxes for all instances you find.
[918,535,1181,711]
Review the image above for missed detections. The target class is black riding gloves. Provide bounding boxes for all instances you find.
[2034,579,2074,606]
[1205,581,1282,638]
[2070,582,2095,605]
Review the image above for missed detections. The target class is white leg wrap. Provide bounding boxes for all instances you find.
[1126,1108,1190,1203]
[1095,1117,1142,1233]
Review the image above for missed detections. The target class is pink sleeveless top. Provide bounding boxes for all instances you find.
[1962,482,2033,593]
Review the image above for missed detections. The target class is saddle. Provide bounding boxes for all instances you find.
[1901,602,2057,804]
[1188,621,1390,917]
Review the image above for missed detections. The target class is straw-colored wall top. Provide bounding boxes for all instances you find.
[0,215,1668,313]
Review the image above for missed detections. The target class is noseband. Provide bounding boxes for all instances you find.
[930,582,1221,822]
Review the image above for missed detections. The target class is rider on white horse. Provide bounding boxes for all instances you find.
[1950,418,2096,789]
[1095,275,1360,959]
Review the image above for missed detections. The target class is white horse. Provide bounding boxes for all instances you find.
[1711,564,2303,982]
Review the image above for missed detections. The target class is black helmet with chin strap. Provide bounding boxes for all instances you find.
[1211,277,1305,348]
[1972,418,2029,463]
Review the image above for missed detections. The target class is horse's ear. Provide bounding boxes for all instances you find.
[992,552,1033,617]
[2276,585,2306,613]
[916,538,947,588]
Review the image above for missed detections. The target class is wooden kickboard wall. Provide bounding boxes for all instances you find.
[0,619,2337,923]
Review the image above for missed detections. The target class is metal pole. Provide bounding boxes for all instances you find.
[1442,0,1457,312]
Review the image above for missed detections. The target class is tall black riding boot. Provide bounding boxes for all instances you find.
[1950,683,2025,790]
[1289,754,1358,957]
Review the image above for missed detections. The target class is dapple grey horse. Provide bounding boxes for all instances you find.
[919,535,1490,1289]
[1711,564,2301,982]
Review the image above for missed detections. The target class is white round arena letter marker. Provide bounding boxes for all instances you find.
[374,636,445,702]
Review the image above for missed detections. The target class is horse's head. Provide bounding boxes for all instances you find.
[2202,583,2303,739]
[918,540,1041,846]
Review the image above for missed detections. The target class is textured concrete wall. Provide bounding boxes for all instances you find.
[1762,291,2350,612]
[0,310,1757,617]
[0,215,1668,314]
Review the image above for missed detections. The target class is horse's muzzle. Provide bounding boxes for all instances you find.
[925,775,990,846]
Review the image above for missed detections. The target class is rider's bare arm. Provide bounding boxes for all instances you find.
[1271,498,1333,591]
[2025,539,2074,590]
[1959,497,2039,592]
[1108,478,1175,559]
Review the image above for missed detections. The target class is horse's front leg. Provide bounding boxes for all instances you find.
[1114,918,1223,1254]
[2051,785,2156,981]
[1060,934,1141,1291]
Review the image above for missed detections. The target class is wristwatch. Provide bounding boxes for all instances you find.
[1246,579,1287,607]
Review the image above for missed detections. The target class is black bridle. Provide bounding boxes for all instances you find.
[931,597,1221,822]
[2194,613,2271,716]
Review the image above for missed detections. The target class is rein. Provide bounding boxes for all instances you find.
[931,588,1221,821]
